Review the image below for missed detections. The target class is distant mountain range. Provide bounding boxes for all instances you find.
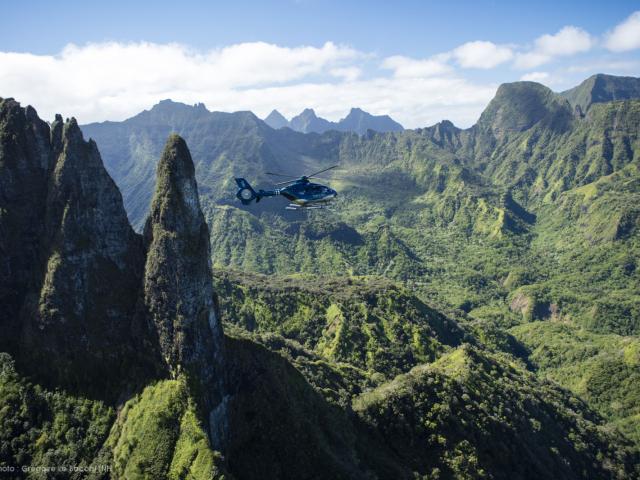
[264,107,404,134]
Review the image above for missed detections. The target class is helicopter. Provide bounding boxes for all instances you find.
[235,165,338,210]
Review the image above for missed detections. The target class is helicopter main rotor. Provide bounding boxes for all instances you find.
[265,165,339,186]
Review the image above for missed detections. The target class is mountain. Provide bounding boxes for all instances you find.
[264,107,404,134]
[0,99,229,473]
[475,81,573,136]
[289,107,334,133]
[83,99,322,228]
[81,78,640,328]
[78,73,640,453]
[3,95,640,478]
[264,109,289,129]
[142,134,227,444]
[0,99,154,400]
[560,73,640,114]
[337,107,404,135]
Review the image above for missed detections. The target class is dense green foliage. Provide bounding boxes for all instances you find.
[214,270,467,379]
[1,75,638,478]
[511,321,640,445]
[0,353,114,479]
[221,331,640,479]
[354,345,639,479]
[105,379,226,480]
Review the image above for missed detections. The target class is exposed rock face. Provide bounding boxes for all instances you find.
[0,98,155,399]
[1,100,228,445]
[143,134,227,447]
[0,99,51,346]
[27,117,149,389]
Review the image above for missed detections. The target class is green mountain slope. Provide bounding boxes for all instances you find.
[2,95,640,478]
[511,321,640,446]
[214,271,468,379]
[561,74,640,113]
[81,77,640,339]
[354,345,639,479]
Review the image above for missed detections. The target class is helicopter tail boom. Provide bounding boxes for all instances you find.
[235,178,279,205]
[235,178,259,204]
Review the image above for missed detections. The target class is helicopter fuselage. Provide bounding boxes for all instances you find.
[234,177,337,209]
[279,180,337,206]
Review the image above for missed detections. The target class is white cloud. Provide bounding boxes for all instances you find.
[242,77,496,129]
[451,41,513,69]
[519,71,549,82]
[0,41,359,122]
[0,41,496,128]
[515,26,593,69]
[605,11,640,52]
[330,66,361,82]
[535,26,594,56]
[1,15,637,132]
[381,55,452,78]
[514,52,551,70]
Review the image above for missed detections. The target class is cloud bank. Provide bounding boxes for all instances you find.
[0,41,496,128]
[0,11,638,128]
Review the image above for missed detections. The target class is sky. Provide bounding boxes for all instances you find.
[1,0,639,128]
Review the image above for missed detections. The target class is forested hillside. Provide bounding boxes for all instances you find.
[81,73,640,459]
[0,73,637,479]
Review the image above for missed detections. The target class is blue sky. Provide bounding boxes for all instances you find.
[1,0,639,127]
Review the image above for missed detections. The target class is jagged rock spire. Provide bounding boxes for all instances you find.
[0,99,151,400]
[143,134,226,447]
[33,116,148,396]
[0,99,52,347]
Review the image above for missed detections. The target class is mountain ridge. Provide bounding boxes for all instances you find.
[79,74,640,453]
[560,73,640,114]
[266,106,405,134]
[2,94,640,478]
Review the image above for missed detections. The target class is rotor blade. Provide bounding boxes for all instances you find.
[306,176,332,181]
[306,165,339,178]
[274,179,298,186]
[266,172,299,178]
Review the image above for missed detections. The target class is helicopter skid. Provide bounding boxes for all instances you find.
[286,203,327,210]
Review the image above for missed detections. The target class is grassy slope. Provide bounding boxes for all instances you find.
[511,321,640,446]
[105,378,224,480]
[354,345,639,479]
[214,270,468,380]
[67,80,640,475]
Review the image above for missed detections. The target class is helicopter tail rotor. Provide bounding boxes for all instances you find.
[235,178,261,204]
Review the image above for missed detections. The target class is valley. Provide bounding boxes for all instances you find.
[0,73,639,479]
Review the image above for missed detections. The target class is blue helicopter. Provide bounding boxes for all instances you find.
[235,165,338,210]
